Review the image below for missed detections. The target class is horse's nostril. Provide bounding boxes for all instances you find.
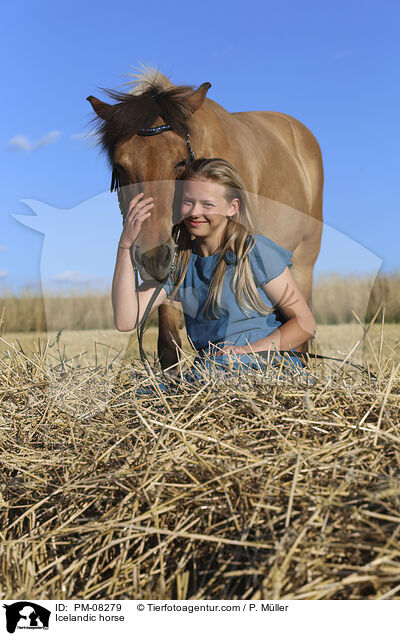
[164,244,172,265]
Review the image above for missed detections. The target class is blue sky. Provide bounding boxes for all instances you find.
[1,0,399,292]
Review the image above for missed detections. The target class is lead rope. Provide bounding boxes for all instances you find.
[133,228,180,377]
[134,267,161,375]
[271,350,377,380]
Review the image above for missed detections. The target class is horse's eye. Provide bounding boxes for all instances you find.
[112,164,134,191]
[111,164,121,192]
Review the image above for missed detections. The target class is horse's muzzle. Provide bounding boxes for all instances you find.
[135,239,175,282]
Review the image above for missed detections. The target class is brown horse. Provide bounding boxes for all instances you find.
[87,68,323,369]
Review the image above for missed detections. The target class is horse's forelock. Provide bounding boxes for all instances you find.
[125,65,174,95]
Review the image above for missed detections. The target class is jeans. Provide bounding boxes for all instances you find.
[135,350,308,396]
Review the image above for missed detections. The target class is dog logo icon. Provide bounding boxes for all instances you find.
[3,602,51,633]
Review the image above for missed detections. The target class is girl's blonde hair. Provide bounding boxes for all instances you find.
[170,158,273,318]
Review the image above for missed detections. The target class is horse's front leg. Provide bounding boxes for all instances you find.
[157,303,183,373]
[290,228,322,354]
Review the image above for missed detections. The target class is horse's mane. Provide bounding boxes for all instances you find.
[91,66,195,165]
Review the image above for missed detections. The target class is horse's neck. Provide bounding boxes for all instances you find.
[191,102,259,195]
[191,101,238,155]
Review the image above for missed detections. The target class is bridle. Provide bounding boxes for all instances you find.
[137,124,195,163]
[111,126,377,384]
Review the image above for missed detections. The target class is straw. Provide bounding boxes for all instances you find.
[0,321,399,600]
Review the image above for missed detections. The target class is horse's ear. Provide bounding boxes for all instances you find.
[86,96,115,121]
[187,82,211,112]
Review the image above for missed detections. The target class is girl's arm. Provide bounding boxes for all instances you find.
[112,192,168,331]
[219,267,317,354]
[112,247,167,331]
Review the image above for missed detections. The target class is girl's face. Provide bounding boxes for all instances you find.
[181,178,239,238]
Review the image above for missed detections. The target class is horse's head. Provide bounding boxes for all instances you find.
[87,75,211,282]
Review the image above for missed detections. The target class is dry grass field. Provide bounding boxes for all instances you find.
[1,275,400,600]
[1,323,399,372]
[1,316,400,600]
[1,272,400,333]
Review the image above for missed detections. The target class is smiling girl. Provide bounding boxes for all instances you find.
[112,158,317,385]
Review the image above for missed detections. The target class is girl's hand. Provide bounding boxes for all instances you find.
[214,345,249,356]
[119,192,154,249]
